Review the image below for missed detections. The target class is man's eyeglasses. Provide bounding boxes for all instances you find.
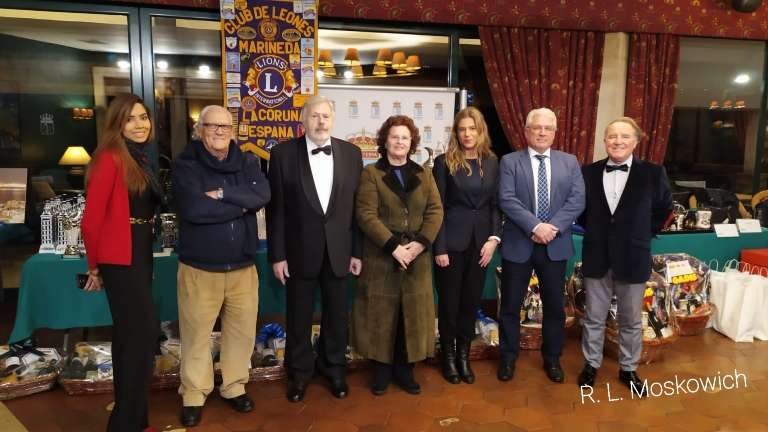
[526,125,556,133]
[203,123,233,132]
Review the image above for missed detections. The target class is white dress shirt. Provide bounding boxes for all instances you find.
[306,137,334,214]
[603,155,633,214]
[528,147,552,214]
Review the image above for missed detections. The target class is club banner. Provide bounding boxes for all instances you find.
[220,0,318,160]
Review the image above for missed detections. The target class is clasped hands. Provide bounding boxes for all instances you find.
[531,223,558,244]
[392,241,425,270]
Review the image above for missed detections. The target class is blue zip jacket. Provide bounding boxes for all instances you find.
[172,139,271,271]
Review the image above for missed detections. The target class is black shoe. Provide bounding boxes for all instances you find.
[619,370,647,397]
[329,379,349,399]
[394,376,421,395]
[393,363,421,395]
[456,342,475,384]
[577,364,598,387]
[543,361,565,383]
[440,341,460,384]
[180,406,202,427]
[222,393,254,413]
[497,360,515,382]
[371,361,391,396]
[286,379,307,403]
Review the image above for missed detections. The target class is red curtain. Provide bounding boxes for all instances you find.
[625,33,680,164]
[479,27,604,164]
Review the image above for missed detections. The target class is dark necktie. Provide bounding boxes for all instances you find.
[535,154,550,222]
[311,145,332,155]
[605,164,628,173]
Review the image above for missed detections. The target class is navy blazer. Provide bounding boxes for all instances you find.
[578,158,672,283]
[498,148,585,263]
[432,154,502,255]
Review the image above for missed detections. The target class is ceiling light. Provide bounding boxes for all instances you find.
[156,60,169,70]
[734,74,750,84]
[198,64,210,75]
[117,60,130,70]
[343,70,354,79]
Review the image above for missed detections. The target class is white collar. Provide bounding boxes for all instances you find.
[527,147,551,158]
[607,155,633,167]
[306,137,332,153]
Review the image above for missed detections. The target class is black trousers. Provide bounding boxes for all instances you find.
[434,239,485,346]
[498,244,566,363]
[372,306,412,381]
[285,250,348,382]
[100,225,159,432]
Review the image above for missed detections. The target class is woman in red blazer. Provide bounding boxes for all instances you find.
[81,93,161,432]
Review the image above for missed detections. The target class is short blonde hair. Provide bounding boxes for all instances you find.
[605,116,645,141]
[525,108,557,129]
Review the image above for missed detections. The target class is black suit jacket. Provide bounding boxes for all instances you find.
[432,154,502,255]
[266,136,363,278]
[579,158,672,283]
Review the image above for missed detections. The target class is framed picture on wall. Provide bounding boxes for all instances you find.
[0,168,27,224]
[0,93,21,163]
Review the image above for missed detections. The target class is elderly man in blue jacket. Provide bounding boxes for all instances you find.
[172,105,270,427]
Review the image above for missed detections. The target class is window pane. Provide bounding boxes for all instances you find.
[667,37,765,193]
[151,17,222,161]
[317,29,449,86]
[0,8,130,190]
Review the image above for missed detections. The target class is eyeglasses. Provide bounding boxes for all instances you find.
[526,125,556,133]
[203,123,233,132]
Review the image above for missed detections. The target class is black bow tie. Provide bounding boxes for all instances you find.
[311,145,332,155]
[605,164,628,173]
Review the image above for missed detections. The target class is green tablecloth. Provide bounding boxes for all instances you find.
[567,229,768,276]
[9,229,765,344]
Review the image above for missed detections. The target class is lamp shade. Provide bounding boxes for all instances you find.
[344,48,360,66]
[58,146,92,166]
[405,55,421,71]
[391,51,407,69]
[318,49,333,67]
[375,48,392,66]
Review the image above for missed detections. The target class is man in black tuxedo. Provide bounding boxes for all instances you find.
[267,95,363,402]
[577,117,672,393]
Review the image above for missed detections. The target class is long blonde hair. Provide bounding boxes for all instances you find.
[445,106,494,176]
[86,94,152,194]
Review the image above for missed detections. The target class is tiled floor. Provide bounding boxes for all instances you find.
[3,323,768,432]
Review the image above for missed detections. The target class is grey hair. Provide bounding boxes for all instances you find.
[525,108,557,129]
[300,95,335,124]
[192,105,232,140]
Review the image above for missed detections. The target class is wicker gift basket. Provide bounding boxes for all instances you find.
[58,341,182,395]
[569,265,679,364]
[496,267,576,350]
[652,254,714,336]
[0,346,61,401]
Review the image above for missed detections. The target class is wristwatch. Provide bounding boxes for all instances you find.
[216,188,224,200]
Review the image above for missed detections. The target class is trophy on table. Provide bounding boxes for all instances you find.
[39,203,56,254]
[61,205,84,259]
[159,213,178,250]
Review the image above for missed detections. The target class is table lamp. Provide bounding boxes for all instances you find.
[59,146,91,189]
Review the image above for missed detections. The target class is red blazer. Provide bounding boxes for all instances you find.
[81,150,132,270]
